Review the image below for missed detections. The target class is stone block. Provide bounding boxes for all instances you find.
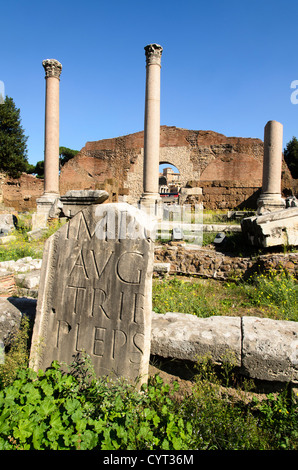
[241,207,298,247]
[151,312,242,366]
[153,263,171,274]
[0,213,17,233]
[0,235,16,245]
[241,317,298,383]
[31,212,48,231]
[30,203,155,385]
[27,228,48,241]
[0,297,22,345]
[60,190,109,218]
[15,270,41,289]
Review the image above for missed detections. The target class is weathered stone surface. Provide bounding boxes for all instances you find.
[15,270,41,289]
[0,297,22,345]
[151,312,298,384]
[0,213,17,234]
[30,203,155,384]
[1,292,298,386]
[0,235,16,245]
[151,312,242,366]
[241,207,298,247]
[241,317,298,382]
[60,189,109,218]
[153,263,171,277]
[0,257,42,275]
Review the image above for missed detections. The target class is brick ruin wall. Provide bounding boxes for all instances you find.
[59,126,296,210]
[0,126,296,212]
[0,173,43,212]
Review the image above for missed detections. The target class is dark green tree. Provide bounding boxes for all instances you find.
[27,146,78,178]
[27,160,44,178]
[59,146,79,167]
[284,137,298,179]
[0,96,29,178]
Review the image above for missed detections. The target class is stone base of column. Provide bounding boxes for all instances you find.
[257,193,286,215]
[31,193,61,231]
[139,193,163,219]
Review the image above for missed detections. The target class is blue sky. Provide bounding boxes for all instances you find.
[1,0,298,166]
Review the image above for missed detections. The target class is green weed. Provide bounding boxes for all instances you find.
[152,277,221,317]
[239,270,298,321]
[153,272,298,322]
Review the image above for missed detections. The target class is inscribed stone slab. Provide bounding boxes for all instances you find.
[30,203,155,384]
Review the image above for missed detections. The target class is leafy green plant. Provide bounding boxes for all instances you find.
[0,226,43,261]
[0,216,66,263]
[0,355,297,450]
[0,361,192,450]
[251,391,298,449]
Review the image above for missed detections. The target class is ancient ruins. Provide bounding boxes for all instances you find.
[0,44,297,390]
[242,120,298,248]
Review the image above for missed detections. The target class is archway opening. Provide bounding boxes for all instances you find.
[159,163,181,197]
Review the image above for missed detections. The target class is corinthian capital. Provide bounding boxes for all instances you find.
[42,59,62,79]
[144,44,163,66]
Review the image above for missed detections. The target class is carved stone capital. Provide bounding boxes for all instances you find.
[144,44,163,66]
[42,59,62,79]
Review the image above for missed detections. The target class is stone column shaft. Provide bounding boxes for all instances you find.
[141,44,163,203]
[42,59,62,196]
[257,120,285,213]
[262,120,283,194]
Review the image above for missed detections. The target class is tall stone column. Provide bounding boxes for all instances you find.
[42,59,62,197]
[32,59,62,232]
[257,120,285,214]
[140,44,163,208]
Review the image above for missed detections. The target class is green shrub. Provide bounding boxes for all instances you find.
[0,361,192,450]
[0,356,297,450]
[251,391,298,450]
[153,271,298,322]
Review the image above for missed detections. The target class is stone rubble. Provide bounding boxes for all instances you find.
[241,207,298,248]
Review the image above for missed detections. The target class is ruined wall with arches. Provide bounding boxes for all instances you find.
[59,126,295,209]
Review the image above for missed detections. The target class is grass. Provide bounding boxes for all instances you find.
[153,272,298,322]
[0,217,66,262]
[202,209,239,225]
[239,270,298,322]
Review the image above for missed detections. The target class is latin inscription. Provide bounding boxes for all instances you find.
[52,247,148,371]
[31,203,154,383]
